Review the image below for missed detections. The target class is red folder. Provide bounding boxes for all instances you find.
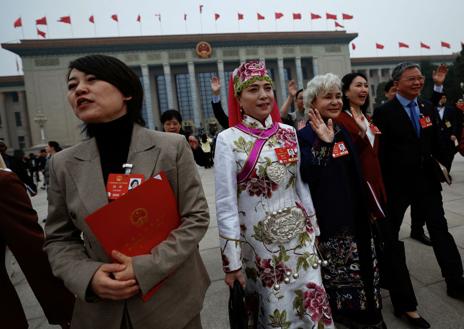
[85,171,180,301]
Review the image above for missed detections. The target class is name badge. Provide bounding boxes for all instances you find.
[332,141,349,158]
[274,147,298,164]
[369,123,381,135]
[419,116,433,129]
[107,173,145,200]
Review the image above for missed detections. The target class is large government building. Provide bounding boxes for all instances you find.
[0,31,456,151]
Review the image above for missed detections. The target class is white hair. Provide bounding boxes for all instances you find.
[303,73,341,109]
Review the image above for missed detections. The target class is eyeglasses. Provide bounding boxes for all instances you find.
[400,75,425,83]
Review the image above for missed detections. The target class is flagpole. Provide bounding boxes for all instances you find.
[140,22,143,35]
[70,15,74,37]
[200,13,203,33]
[274,18,277,32]
[215,20,217,33]
[117,21,120,36]
[94,21,97,37]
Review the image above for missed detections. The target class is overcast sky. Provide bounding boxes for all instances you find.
[1,0,463,77]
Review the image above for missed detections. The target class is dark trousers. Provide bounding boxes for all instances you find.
[388,180,463,286]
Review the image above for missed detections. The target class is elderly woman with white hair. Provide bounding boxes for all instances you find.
[297,73,386,329]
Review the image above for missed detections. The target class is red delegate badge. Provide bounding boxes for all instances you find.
[107,173,145,200]
[274,147,298,164]
[419,116,433,129]
[332,141,349,158]
[369,123,381,134]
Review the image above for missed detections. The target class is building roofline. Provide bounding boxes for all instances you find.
[2,31,357,57]
[0,75,24,88]
[351,54,457,66]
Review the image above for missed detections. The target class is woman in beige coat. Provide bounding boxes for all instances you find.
[44,54,210,329]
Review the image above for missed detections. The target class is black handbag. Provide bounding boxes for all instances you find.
[228,280,248,329]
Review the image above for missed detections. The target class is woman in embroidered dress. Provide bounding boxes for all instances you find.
[297,73,386,329]
[214,60,333,329]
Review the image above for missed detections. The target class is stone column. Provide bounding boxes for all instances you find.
[141,64,155,129]
[312,57,319,77]
[277,57,287,101]
[217,59,228,114]
[187,61,201,128]
[162,63,174,109]
[295,56,304,89]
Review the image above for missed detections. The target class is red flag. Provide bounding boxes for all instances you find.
[257,13,265,20]
[184,14,187,21]
[420,42,430,49]
[214,13,220,21]
[36,16,47,25]
[13,17,22,28]
[293,13,302,20]
[342,13,353,20]
[155,14,161,22]
[376,43,384,50]
[441,41,451,48]
[111,14,118,22]
[398,42,409,48]
[351,43,356,50]
[237,13,244,20]
[89,15,95,24]
[37,28,46,38]
[58,16,71,24]
[335,21,344,28]
[199,5,204,14]
[310,13,321,20]
[136,14,141,23]
[326,13,337,20]
[275,12,284,20]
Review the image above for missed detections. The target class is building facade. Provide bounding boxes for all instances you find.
[2,31,356,147]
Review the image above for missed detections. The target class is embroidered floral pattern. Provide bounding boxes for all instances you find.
[255,256,291,288]
[238,168,278,198]
[274,127,298,148]
[304,282,333,325]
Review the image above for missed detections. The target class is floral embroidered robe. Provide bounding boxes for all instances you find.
[215,115,334,329]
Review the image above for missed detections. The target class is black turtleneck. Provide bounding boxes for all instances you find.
[86,114,133,185]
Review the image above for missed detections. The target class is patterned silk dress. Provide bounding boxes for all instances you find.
[215,115,334,329]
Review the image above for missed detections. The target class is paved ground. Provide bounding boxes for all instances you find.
[6,155,464,328]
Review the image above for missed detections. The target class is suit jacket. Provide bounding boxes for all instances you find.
[211,101,229,129]
[44,124,211,329]
[436,106,462,155]
[372,96,442,195]
[335,112,387,210]
[0,169,74,328]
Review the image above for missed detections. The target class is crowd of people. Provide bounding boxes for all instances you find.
[2,54,464,329]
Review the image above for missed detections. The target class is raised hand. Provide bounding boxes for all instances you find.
[308,109,334,143]
[432,64,448,86]
[287,80,297,98]
[211,76,221,96]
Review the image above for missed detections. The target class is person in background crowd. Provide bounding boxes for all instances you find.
[42,141,62,190]
[298,73,386,329]
[337,72,428,328]
[280,80,309,130]
[215,60,334,328]
[161,109,208,168]
[0,154,74,329]
[210,76,229,129]
[373,63,464,308]
[27,152,41,184]
[384,80,397,102]
[44,54,210,329]
[200,133,213,168]
[0,141,37,196]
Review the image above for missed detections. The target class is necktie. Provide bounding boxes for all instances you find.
[407,102,420,137]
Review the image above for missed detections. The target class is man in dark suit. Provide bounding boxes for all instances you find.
[0,155,74,329]
[373,62,464,309]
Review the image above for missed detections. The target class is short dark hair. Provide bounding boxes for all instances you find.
[160,110,183,124]
[341,72,370,114]
[391,62,421,81]
[67,54,145,127]
[295,89,304,99]
[384,80,394,93]
[48,141,62,152]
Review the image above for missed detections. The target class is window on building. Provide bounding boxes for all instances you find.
[197,72,216,120]
[14,112,22,127]
[18,136,26,149]
[156,75,169,113]
[8,92,19,102]
[175,74,194,121]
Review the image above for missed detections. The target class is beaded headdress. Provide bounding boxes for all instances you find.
[232,60,273,96]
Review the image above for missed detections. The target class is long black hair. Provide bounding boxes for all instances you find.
[67,54,145,128]
[341,72,370,114]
